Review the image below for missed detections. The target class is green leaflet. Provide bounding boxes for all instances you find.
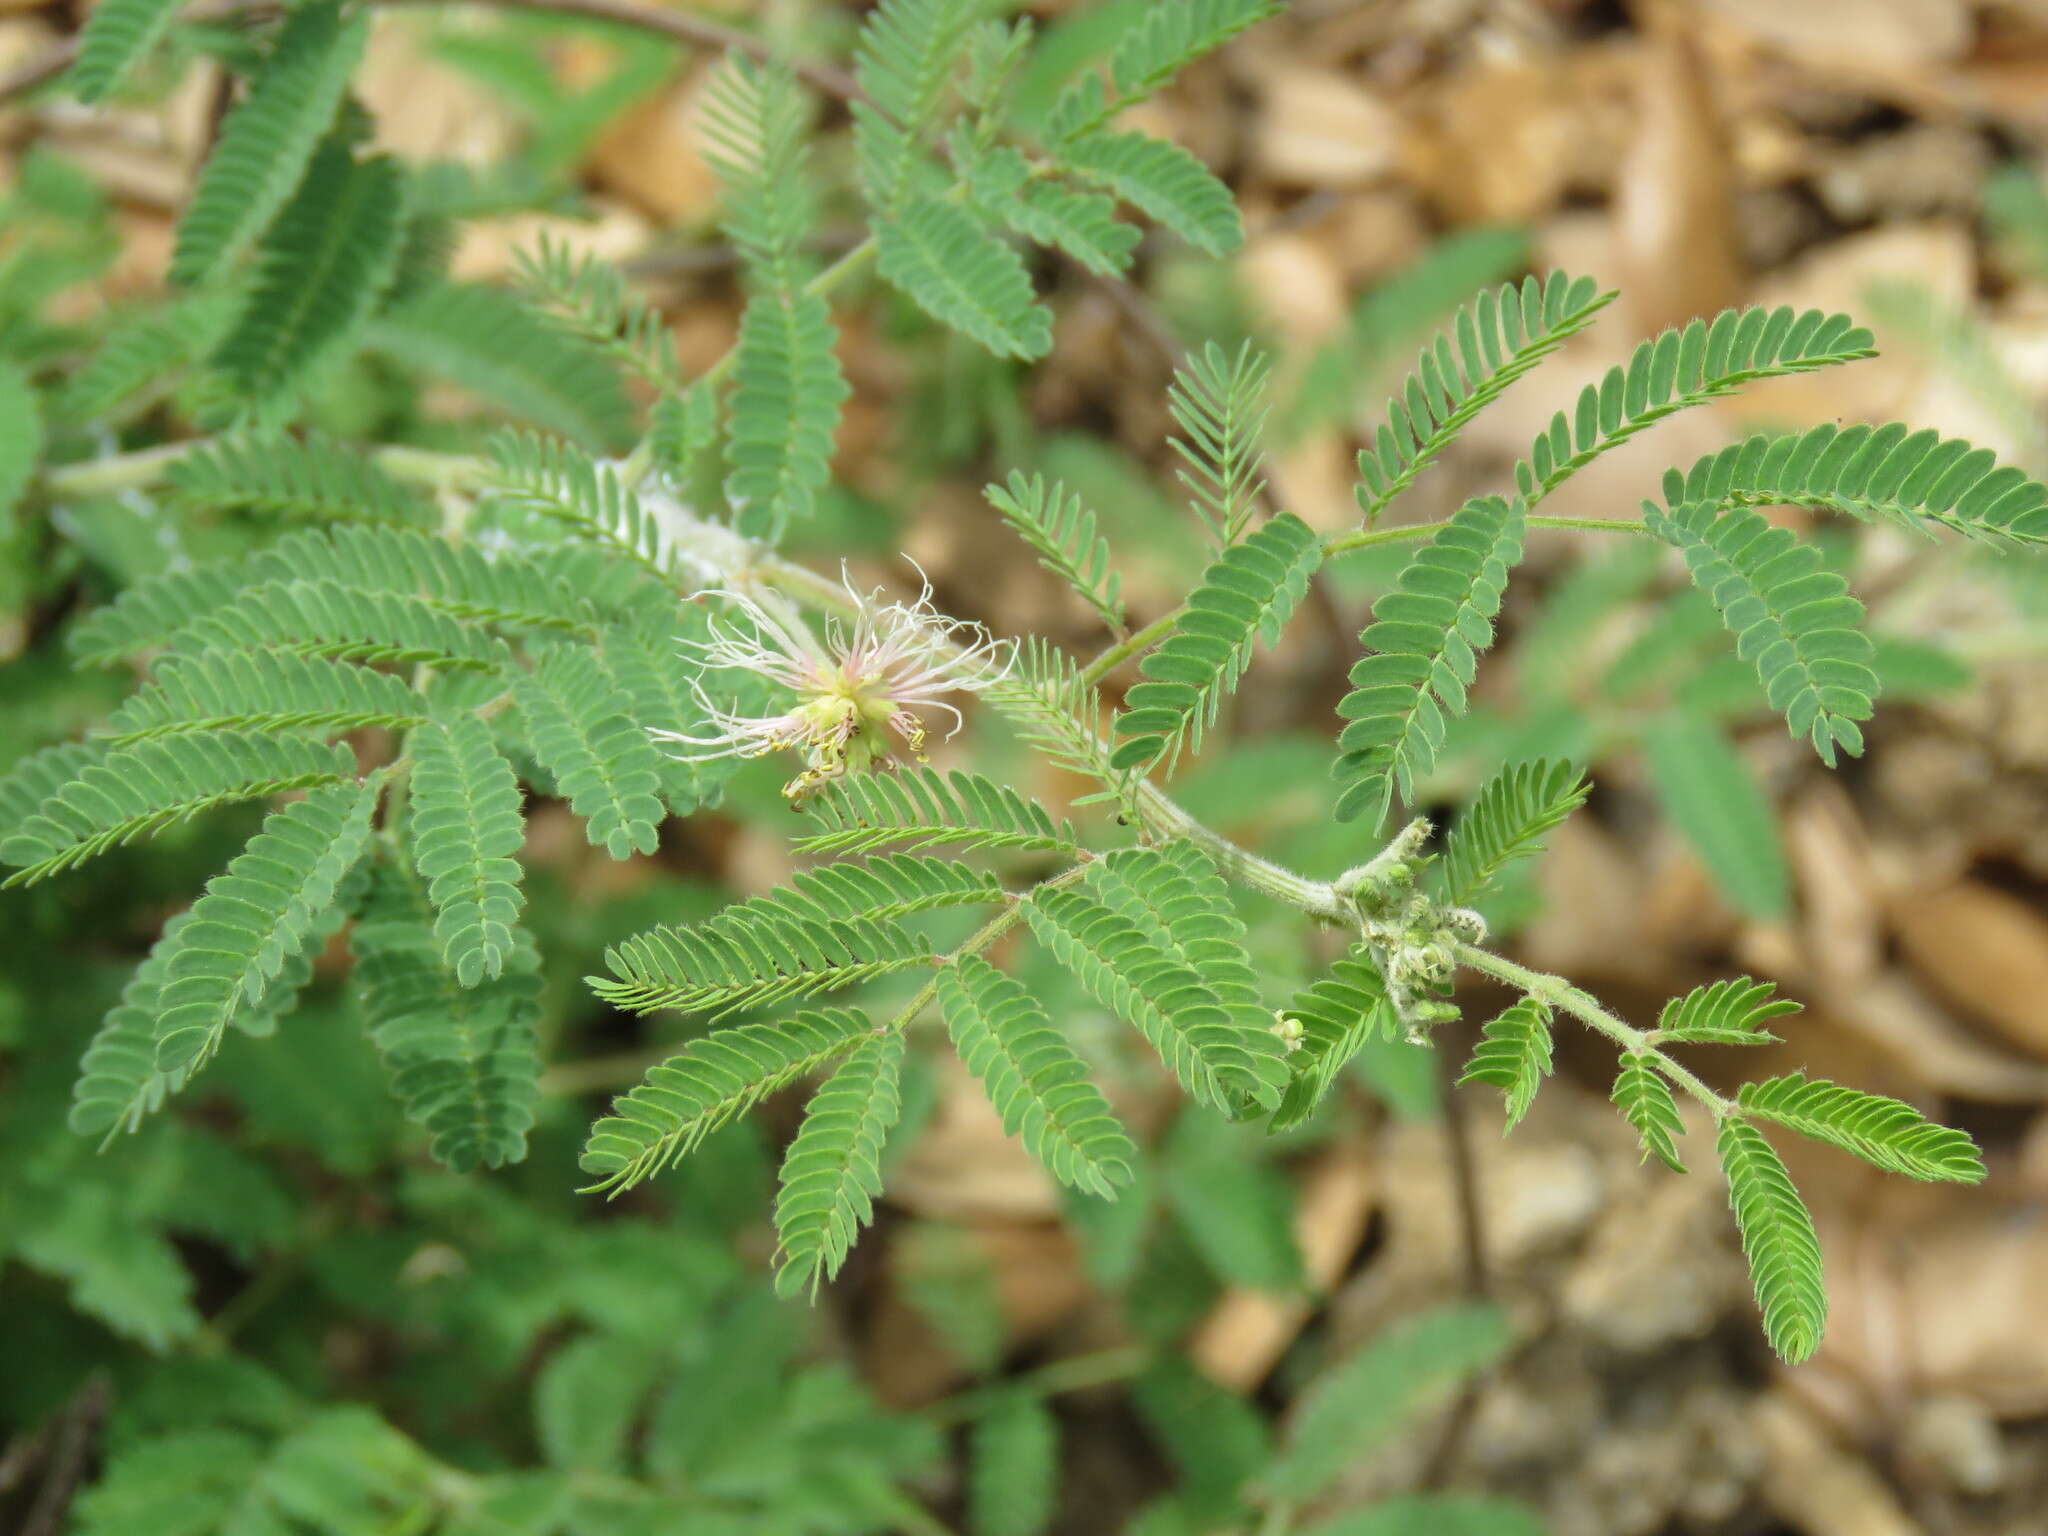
[1663,421,2048,546]
[105,651,430,743]
[593,906,931,1018]
[150,777,381,1073]
[1457,997,1552,1133]
[1354,272,1612,526]
[1332,494,1526,824]
[1612,1053,1686,1174]
[171,578,513,673]
[875,195,1053,361]
[408,715,527,988]
[940,954,1136,1200]
[1438,757,1588,907]
[984,471,1125,632]
[1,733,360,887]
[164,433,434,526]
[210,142,406,405]
[1270,947,1395,1133]
[968,1391,1059,1536]
[1737,1074,1984,1183]
[1640,713,1791,920]
[1656,976,1799,1046]
[354,868,541,1171]
[512,643,665,860]
[795,767,1081,858]
[726,288,848,540]
[579,1007,874,1192]
[171,4,368,284]
[1112,511,1321,775]
[1718,1117,1826,1363]
[1059,130,1241,256]
[772,1030,905,1296]
[67,0,183,103]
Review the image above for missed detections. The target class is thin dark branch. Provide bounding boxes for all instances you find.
[1420,1041,1492,1489]
[19,1374,109,1536]
[0,0,864,109]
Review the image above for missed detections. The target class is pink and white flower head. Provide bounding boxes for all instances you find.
[656,565,1014,804]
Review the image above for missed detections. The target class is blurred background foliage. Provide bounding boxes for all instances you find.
[7,1,2048,1533]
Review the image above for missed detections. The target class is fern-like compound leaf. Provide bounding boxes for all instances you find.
[170,4,368,284]
[368,282,635,451]
[743,854,1007,926]
[1355,273,1614,526]
[592,907,932,1018]
[104,652,429,744]
[727,288,849,540]
[599,617,738,816]
[171,579,512,672]
[149,777,381,1072]
[579,1007,873,1192]
[1439,757,1589,905]
[1717,1116,1827,1363]
[1737,1074,1984,1183]
[210,142,405,405]
[1,733,359,887]
[1023,876,1287,1117]
[0,741,104,840]
[56,290,237,424]
[852,0,984,205]
[985,471,1125,631]
[984,637,1123,790]
[940,954,1136,1200]
[512,643,665,860]
[487,432,673,582]
[69,918,202,1138]
[1643,498,1877,765]
[701,57,815,284]
[408,715,526,988]
[1169,340,1271,547]
[969,1391,1060,1536]
[1513,305,1876,504]
[1332,495,1526,824]
[998,181,1140,277]
[795,766,1080,858]
[1458,997,1553,1134]
[1612,1053,1686,1173]
[164,433,432,526]
[876,195,1053,361]
[67,0,180,103]
[1113,511,1322,776]
[1059,130,1241,256]
[69,562,251,666]
[772,1030,905,1296]
[1271,947,1395,1132]
[250,523,605,635]
[1656,976,1800,1046]
[512,232,677,388]
[1104,0,1278,114]
[354,868,540,1171]
[1663,422,2048,546]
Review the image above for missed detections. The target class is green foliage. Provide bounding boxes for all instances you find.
[488,431,676,581]
[985,471,1126,631]
[172,578,513,671]
[1,732,358,886]
[209,142,405,405]
[368,280,635,450]
[852,0,986,205]
[1641,713,1791,919]
[105,650,429,742]
[1663,421,2048,546]
[795,766,1081,858]
[57,290,235,423]
[1657,976,1799,1045]
[1095,0,1277,121]
[593,911,930,1018]
[170,4,368,286]
[1514,305,1877,503]
[1612,1052,1686,1174]
[1458,997,1553,1133]
[408,713,527,987]
[986,636,1125,788]
[163,433,433,525]
[1642,500,1878,765]
[1112,511,1322,775]
[877,194,1054,361]
[0,361,42,519]
[1438,757,1588,906]
[1059,129,1241,256]
[1169,341,1271,547]
[1332,495,1526,824]
[940,953,1136,1199]
[1717,1116,1827,1363]
[579,1008,873,1191]
[513,232,677,388]
[1023,854,1289,1117]
[67,0,181,103]
[1262,1303,1512,1504]
[1356,273,1613,526]
[512,642,666,859]
[1271,947,1395,1132]
[1737,1074,1986,1182]
[773,1030,905,1295]
[353,868,541,1171]
[969,1391,1060,1536]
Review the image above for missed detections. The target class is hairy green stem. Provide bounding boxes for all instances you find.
[1452,942,1733,1116]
